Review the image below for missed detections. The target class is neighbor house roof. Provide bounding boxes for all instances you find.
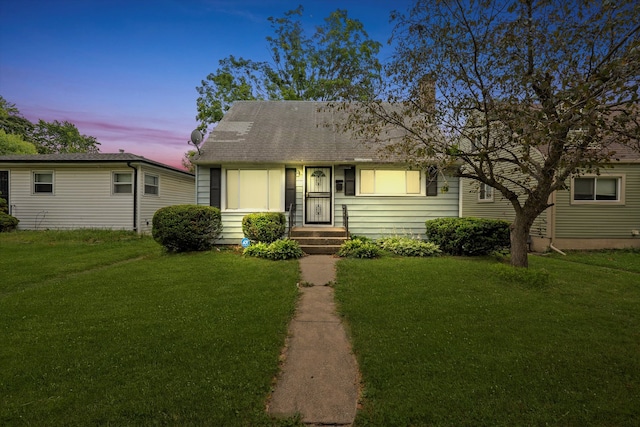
[0,153,194,176]
[194,101,410,164]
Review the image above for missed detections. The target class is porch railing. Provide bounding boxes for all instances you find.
[287,203,296,238]
[342,204,349,238]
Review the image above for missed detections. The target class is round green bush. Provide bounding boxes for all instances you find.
[152,204,222,252]
[242,212,286,244]
[0,211,19,232]
[425,217,510,256]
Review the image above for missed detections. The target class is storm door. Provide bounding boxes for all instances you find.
[305,167,332,224]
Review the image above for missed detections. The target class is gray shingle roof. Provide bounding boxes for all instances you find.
[0,153,194,176]
[194,101,402,164]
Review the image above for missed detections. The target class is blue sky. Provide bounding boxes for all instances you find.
[0,0,411,168]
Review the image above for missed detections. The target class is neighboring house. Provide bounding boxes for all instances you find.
[461,144,640,250]
[0,153,195,233]
[193,101,459,244]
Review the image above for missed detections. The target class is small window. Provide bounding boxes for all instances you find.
[113,172,133,194]
[144,174,159,195]
[573,177,620,202]
[478,183,493,202]
[33,171,53,194]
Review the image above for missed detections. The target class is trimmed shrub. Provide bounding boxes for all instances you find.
[0,197,8,214]
[242,212,286,244]
[0,212,19,232]
[425,217,510,256]
[152,205,222,252]
[377,236,441,257]
[243,242,271,258]
[268,239,304,260]
[338,239,381,259]
[243,239,304,260]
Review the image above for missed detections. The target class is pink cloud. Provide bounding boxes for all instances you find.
[20,105,196,170]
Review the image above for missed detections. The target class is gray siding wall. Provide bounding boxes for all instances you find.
[554,164,640,239]
[460,178,549,238]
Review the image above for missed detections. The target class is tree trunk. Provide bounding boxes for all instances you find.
[510,215,532,268]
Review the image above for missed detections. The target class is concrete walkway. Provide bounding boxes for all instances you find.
[267,255,359,426]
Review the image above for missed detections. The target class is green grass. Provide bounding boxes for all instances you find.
[0,231,301,426]
[547,248,640,273]
[335,255,640,426]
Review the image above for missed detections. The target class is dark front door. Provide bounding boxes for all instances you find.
[305,166,332,224]
[0,171,8,213]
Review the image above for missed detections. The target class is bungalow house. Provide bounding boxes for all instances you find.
[193,101,459,249]
[460,143,640,251]
[0,153,195,233]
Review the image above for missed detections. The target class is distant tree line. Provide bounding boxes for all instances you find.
[0,96,100,155]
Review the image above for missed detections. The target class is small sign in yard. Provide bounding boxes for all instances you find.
[241,238,251,248]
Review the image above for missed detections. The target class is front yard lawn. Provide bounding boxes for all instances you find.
[3,231,638,426]
[0,231,300,426]
[335,254,640,426]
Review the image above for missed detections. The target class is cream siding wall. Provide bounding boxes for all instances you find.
[138,165,195,234]
[554,164,640,239]
[8,166,133,230]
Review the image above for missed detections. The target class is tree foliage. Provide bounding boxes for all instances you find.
[195,6,382,133]
[340,0,640,267]
[0,130,37,155]
[0,96,34,140]
[31,119,100,154]
[0,96,100,155]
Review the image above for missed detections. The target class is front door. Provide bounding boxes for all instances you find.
[305,166,332,224]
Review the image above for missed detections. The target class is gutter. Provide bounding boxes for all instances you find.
[127,162,138,232]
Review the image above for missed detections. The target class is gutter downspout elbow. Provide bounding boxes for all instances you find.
[127,162,138,232]
[549,242,566,256]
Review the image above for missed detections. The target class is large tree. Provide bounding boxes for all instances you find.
[195,6,382,135]
[340,0,640,267]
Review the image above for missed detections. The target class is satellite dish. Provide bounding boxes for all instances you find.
[190,129,203,145]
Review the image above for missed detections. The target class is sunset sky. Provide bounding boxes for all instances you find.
[0,0,410,169]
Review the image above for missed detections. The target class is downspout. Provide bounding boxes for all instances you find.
[127,162,138,232]
[548,189,565,255]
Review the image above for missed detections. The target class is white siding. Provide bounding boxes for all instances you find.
[9,167,133,230]
[335,168,459,239]
[198,163,459,243]
[138,165,196,234]
[6,164,194,233]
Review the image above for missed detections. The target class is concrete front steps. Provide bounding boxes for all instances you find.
[290,227,348,255]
